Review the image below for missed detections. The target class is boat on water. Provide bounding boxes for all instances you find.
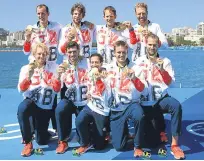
[0,87,203,160]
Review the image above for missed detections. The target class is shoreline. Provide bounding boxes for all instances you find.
[0,50,23,52]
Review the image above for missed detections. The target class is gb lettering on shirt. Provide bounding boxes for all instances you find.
[29,87,53,105]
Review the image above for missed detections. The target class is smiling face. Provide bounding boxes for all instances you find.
[90,56,102,69]
[135,7,148,25]
[36,6,49,26]
[146,37,159,58]
[66,46,79,64]
[33,47,48,66]
[115,45,128,65]
[72,8,83,25]
[104,9,116,28]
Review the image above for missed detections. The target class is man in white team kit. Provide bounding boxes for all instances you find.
[131,2,168,62]
[55,41,89,154]
[58,2,95,100]
[23,4,62,132]
[95,6,139,65]
[136,34,185,160]
[106,40,147,157]
[24,4,62,62]
[58,3,95,59]
[17,43,61,157]
[75,53,112,154]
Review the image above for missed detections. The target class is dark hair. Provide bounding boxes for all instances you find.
[90,53,103,63]
[66,41,80,51]
[71,3,86,18]
[103,6,116,16]
[114,40,128,51]
[36,4,49,14]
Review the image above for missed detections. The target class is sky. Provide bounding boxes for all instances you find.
[1,0,204,33]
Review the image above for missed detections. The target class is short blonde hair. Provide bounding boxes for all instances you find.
[135,2,148,13]
[31,43,49,56]
[147,33,159,43]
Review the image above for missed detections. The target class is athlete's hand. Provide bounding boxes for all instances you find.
[100,70,108,79]
[127,69,136,79]
[156,58,164,71]
[87,93,92,102]
[123,21,133,30]
[141,28,149,38]
[25,30,32,42]
[28,62,37,80]
[57,63,68,80]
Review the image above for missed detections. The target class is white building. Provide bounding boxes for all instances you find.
[172,27,189,36]
[196,22,204,35]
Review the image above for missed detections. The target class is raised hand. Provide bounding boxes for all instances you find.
[65,27,77,42]
[25,25,33,42]
[28,61,38,80]
[156,58,164,71]
[57,62,68,80]
[122,21,133,30]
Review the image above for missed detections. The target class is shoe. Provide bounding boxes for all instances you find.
[160,132,168,143]
[21,142,33,157]
[75,144,93,154]
[134,148,143,157]
[56,141,68,154]
[171,145,185,160]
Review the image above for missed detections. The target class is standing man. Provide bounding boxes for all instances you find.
[132,2,168,61]
[58,3,95,59]
[24,4,62,62]
[106,40,147,157]
[23,4,62,132]
[55,41,89,154]
[136,34,185,160]
[95,6,139,66]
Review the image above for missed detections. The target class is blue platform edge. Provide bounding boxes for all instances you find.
[0,88,204,160]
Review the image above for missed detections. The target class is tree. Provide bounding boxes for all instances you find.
[199,37,204,46]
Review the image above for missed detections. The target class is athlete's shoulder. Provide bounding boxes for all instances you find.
[149,22,161,28]
[49,21,63,29]
[135,55,147,64]
[162,57,171,64]
[82,21,95,30]
[20,64,29,72]
[96,25,106,30]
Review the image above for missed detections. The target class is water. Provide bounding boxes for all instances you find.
[0,50,204,88]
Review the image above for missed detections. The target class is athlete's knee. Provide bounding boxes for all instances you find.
[172,99,182,115]
[17,99,32,117]
[75,116,84,129]
[55,99,69,115]
[114,145,125,151]
[133,110,145,121]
